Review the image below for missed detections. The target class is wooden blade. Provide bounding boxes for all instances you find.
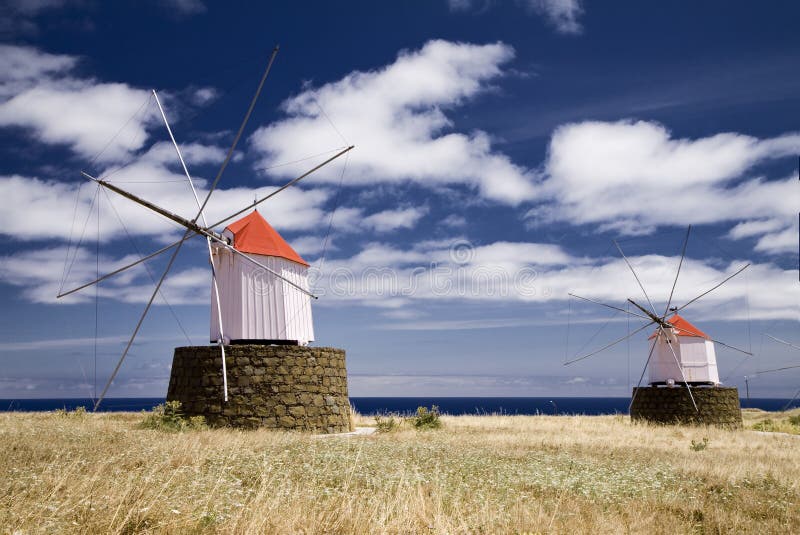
[663,225,691,317]
[193,46,280,222]
[657,325,699,412]
[94,228,190,410]
[764,333,800,352]
[564,321,654,365]
[675,263,750,313]
[628,334,659,414]
[614,240,659,317]
[568,293,651,321]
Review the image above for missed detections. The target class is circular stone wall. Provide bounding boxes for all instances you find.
[167,345,352,433]
[630,386,741,427]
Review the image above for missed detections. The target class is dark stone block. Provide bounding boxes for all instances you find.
[166,345,351,433]
[630,386,742,428]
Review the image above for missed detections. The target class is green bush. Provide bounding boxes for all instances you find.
[139,401,206,432]
[788,415,800,427]
[690,437,708,452]
[410,405,442,430]
[374,414,402,433]
[752,419,776,432]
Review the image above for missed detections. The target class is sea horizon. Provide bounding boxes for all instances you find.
[2,396,796,416]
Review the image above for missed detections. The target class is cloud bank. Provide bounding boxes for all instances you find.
[250,40,537,205]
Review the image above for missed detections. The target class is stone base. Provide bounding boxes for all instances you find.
[630,386,742,428]
[167,345,352,433]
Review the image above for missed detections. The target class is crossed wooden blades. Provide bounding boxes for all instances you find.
[564,226,753,413]
[57,48,354,410]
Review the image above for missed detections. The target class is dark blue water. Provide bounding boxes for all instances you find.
[1,397,796,415]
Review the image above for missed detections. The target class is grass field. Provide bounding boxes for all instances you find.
[1,408,799,534]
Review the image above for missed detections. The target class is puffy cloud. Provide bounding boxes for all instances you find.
[250,40,536,205]
[530,120,800,250]
[0,45,156,162]
[0,141,333,243]
[310,239,798,321]
[362,206,429,233]
[0,44,76,97]
[448,0,584,35]
[522,0,583,34]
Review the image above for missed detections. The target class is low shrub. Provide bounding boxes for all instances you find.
[374,414,402,433]
[690,437,708,451]
[788,414,800,427]
[410,405,442,430]
[139,401,206,432]
[751,419,776,432]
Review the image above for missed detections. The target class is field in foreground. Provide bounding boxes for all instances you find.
[1,410,799,534]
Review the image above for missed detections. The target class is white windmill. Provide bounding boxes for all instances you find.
[565,226,753,415]
[57,47,353,410]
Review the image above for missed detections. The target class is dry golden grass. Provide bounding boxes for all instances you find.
[1,409,799,534]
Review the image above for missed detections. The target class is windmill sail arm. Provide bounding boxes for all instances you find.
[567,293,651,321]
[628,335,660,413]
[709,337,753,356]
[94,227,192,410]
[211,145,354,229]
[57,239,184,298]
[564,320,654,366]
[675,263,750,313]
[83,172,227,243]
[214,241,317,299]
[764,333,800,352]
[663,225,691,317]
[614,240,658,317]
[627,298,663,324]
[657,324,699,412]
[753,364,800,376]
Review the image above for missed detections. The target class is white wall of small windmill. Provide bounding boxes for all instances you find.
[210,246,314,345]
[650,331,720,384]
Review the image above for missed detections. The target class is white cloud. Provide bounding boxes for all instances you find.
[250,40,537,205]
[448,0,584,35]
[0,44,76,97]
[0,45,157,162]
[441,214,467,228]
[0,244,212,305]
[0,82,155,162]
[363,206,428,233]
[522,0,583,34]
[727,219,786,240]
[531,120,800,250]
[4,236,798,324]
[310,239,799,321]
[754,224,798,255]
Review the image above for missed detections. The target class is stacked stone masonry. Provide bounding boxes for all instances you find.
[167,345,352,433]
[630,386,742,428]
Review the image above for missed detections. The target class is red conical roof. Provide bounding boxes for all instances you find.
[225,211,308,267]
[649,314,709,339]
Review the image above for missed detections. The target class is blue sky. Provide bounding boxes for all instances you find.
[0,0,798,399]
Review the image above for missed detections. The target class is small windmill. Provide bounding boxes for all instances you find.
[565,226,753,416]
[57,48,353,410]
[745,334,800,410]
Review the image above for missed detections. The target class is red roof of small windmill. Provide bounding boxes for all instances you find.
[225,211,309,266]
[648,314,709,340]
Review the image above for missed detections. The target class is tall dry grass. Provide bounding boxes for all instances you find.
[1,409,798,534]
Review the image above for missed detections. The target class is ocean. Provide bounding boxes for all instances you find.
[1,397,796,415]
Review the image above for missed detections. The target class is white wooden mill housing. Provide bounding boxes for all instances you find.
[648,314,719,385]
[210,210,315,346]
